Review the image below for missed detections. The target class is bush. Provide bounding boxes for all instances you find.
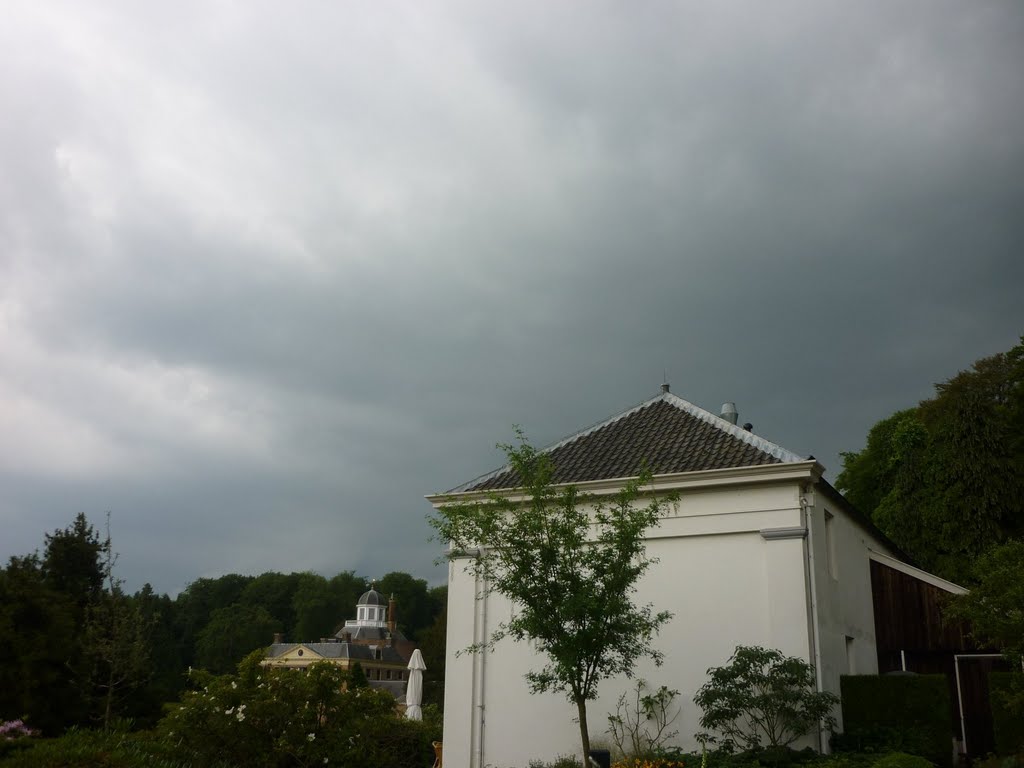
[528,756,582,768]
[838,675,950,768]
[159,651,440,767]
[972,753,1024,768]
[991,672,1024,756]
[695,646,839,752]
[607,680,681,759]
[870,753,935,768]
[0,727,196,768]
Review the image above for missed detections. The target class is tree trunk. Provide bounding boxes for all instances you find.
[103,662,114,731]
[576,697,591,768]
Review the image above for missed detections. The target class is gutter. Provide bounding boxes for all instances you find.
[800,490,827,753]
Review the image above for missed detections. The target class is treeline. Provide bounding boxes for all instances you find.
[0,514,447,735]
[837,336,1023,586]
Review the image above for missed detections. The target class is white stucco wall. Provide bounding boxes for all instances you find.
[439,470,849,768]
[804,486,897,732]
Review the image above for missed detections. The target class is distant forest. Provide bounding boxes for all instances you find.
[0,513,447,735]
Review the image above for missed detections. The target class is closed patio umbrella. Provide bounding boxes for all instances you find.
[405,648,427,720]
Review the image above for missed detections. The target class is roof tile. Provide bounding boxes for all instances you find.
[454,391,804,492]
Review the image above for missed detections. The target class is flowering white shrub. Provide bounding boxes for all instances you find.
[159,650,437,767]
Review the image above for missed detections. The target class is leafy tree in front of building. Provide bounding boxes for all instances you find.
[429,433,674,768]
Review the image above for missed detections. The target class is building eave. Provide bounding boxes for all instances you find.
[868,549,968,594]
[427,460,823,506]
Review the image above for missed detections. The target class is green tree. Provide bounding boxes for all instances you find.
[418,592,447,709]
[329,570,369,620]
[79,516,154,730]
[290,572,339,641]
[429,435,673,767]
[42,513,103,618]
[350,661,370,689]
[378,571,432,639]
[196,604,279,674]
[128,583,184,724]
[945,540,1024,715]
[240,571,303,635]
[0,554,77,733]
[694,645,839,752]
[837,338,1024,584]
[174,574,254,668]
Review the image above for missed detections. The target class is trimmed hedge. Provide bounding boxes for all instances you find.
[989,672,1024,756]
[837,675,951,768]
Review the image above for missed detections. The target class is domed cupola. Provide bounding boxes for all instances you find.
[358,586,386,607]
[354,582,389,627]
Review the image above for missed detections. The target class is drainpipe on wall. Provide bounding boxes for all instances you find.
[800,491,828,754]
[472,566,488,768]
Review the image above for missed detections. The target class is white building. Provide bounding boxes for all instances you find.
[427,386,960,768]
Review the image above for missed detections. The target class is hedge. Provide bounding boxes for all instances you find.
[989,672,1024,756]
[837,675,951,767]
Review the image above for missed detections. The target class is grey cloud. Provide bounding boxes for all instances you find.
[1,0,1022,594]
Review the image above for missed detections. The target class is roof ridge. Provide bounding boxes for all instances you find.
[660,392,805,464]
[446,389,803,493]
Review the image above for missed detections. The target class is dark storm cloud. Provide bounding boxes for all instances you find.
[1,0,1022,594]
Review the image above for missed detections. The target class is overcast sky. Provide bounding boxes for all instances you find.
[2,1,1021,596]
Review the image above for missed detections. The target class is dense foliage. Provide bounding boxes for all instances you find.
[161,652,439,767]
[0,724,194,768]
[945,541,1024,716]
[836,674,951,767]
[430,434,674,768]
[988,672,1024,756]
[694,646,838,752]
[836,338,1024,585]
[0,514,445,736]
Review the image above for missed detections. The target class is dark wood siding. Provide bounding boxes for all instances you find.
[870,559,971,654]
[869,559,1007,759]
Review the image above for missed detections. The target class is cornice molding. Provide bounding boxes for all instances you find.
[427,460,823,506]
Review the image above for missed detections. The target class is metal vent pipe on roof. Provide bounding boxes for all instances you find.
[720,402,739,425]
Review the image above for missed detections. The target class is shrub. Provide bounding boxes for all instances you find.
[694,646,839,752]
[870,753,935,768]
[607,680,681,759]
[991,672,1024,756]
[159,650,439,767]
[528,756,583,768]
[972,753,1024,768]
[612,759,686,768]
[837,675,950,767]
[0,727,196,768]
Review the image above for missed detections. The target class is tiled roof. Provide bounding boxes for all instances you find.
[452,390,805,493]
[265,642,406,664]
[336,625,409,643]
